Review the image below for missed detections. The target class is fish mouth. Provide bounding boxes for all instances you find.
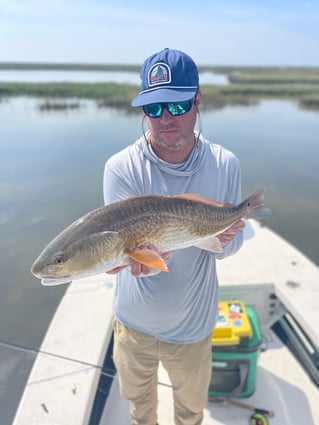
[31,263,72,286]
[40,276,73,286]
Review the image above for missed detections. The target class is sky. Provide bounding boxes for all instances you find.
[1,0,319,66]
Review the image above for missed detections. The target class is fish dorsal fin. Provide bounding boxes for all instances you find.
[173,193,225,208]
[127,249,168,272]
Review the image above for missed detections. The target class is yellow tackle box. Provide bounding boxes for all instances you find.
[211,300,253,346]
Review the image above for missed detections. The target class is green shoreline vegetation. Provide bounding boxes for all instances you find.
[0,63,319,112]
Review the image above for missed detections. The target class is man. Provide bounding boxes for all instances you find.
[103,48,245,425]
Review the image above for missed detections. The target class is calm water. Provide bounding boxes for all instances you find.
[0,96,318,423]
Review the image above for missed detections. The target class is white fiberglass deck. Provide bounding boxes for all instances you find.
[102,330,318,425]
[13,221,319,425]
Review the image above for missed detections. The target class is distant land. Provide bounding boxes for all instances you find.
[0,62,141,72]
[1,62,319,73]
[0,63,319,111]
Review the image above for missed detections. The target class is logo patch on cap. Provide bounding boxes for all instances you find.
[148,62,171,87]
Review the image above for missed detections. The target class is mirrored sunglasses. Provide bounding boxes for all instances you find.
[143,97,195,118]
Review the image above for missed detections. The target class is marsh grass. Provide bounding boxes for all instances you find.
[228,68,319,84]
[1,64,319,110]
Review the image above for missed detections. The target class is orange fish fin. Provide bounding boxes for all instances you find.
[173,193,225,208]
[127,249,168,272]
[195,236,223,253]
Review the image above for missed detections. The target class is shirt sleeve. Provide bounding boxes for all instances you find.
[103,148,142,205]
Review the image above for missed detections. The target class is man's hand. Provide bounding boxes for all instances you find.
[217,220,245,246]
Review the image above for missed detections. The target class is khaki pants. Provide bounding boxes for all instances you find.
[113,319,212,425]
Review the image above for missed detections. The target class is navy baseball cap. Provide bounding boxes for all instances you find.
[132,48,199,107]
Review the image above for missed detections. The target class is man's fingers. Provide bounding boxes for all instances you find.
[217,220,245,246]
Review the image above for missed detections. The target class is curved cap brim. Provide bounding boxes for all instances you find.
[131,88,198,107]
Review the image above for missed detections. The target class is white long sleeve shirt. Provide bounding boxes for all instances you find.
[103,133,243,343]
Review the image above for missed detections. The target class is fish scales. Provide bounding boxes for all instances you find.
[81,196,244,251]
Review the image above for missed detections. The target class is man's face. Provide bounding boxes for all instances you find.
[146,92,202,158]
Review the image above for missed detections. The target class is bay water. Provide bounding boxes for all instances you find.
[0,95,318,423]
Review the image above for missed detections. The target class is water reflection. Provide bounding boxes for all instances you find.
[0,97,318,424]
[199,71,229,85]
[0,345,35,425]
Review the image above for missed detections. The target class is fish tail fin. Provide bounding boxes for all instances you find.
[243,188,273,220]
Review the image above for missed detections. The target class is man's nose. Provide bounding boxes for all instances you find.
[159,108,174,123]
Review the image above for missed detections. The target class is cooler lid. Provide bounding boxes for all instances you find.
[211,301,253,346]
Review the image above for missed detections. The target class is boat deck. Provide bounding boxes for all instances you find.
[101,329,318,425]
[12,221,319,425]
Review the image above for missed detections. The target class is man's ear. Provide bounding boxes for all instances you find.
[195,90,202,109]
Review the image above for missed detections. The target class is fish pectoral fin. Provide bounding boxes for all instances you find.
[195,236,223,253]
[127,249,168,272]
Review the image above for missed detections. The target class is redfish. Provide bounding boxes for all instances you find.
[31,188,272,285]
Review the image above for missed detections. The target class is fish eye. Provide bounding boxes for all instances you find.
[54,255,65,266]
